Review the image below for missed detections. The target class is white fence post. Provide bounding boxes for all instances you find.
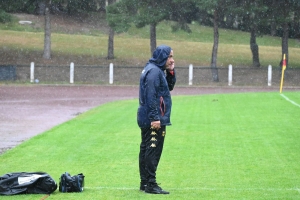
[70,62,74,84]
[228,64,232,86]
[189,64,193,86]
[268,65,272,86]
[30,62,34,83]
[109,63,113,84]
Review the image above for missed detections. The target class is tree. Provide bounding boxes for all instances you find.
[43,0,51,59]
[66,0,99,14]
[272,0,292,68]
[133,0,172,55]
[250,25,260,67]
[107,25,115,59]
[281,0,289,68]
[197,0,228,82]
[107,0,116,60]
[233,0,268,67]
[160,0,200,33]
[106,0,136,59]
[210,3,222,82]
[278,0,300,68]
[0,0,35,13]
[131,0,200,55]
[106,0,135,32]
[107,0,172,55]
[0,9,13,23]
[244,0,262,68]
[266,0,278,36]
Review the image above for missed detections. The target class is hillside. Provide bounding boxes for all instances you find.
[1,12,300,68]
[13,12,110,35]
[0,12,119,66]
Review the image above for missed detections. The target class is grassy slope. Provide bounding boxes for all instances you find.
[0,15,300,67]
[0,92,300,199]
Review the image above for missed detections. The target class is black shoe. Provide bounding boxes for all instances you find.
[145,183,169,194]
[140,182,147,191]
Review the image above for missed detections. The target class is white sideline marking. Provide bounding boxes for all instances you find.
[85,186,299,192]
[280,94,300,108]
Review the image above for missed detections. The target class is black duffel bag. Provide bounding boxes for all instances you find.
[0,172,57,195]
[59,172,84,192]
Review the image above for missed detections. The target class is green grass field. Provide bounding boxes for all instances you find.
[1,91,300,199]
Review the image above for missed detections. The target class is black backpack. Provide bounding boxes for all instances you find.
[59,172,84,192]
[0,172,57,195]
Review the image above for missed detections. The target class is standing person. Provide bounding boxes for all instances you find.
[137,45,176,194]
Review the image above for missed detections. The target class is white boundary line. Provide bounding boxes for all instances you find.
[85,186,300,192]
[280,94,300,108]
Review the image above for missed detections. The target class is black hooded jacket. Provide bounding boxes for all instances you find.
[137,45,176,128]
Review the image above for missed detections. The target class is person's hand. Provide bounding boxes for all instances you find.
[151,121,161,130]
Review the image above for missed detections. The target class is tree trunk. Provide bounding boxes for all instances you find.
[270,22,276,36]
[250,28,260,67]
[150,23,157,56]
[270,0,277,36]
[281,0,289,69]
[211,8,219,82]
[107,27,114,59]
[281,21,289,67]
[43,0,51,60]
[107,0,115,59]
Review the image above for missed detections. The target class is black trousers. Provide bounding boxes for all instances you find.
[139,126,166,184]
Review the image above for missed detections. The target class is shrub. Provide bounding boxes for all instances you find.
[0,9,12,23]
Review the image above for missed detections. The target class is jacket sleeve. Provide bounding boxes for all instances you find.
[145,69,161,122]
[166,69,176,91]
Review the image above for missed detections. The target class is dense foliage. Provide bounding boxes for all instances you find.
[0,9,12,23]
[0,0,299,38]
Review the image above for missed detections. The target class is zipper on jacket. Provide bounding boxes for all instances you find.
[160,96,165,116]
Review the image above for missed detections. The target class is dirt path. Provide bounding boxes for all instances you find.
[0,85,298,155]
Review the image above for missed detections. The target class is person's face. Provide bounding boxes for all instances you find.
[165,50,174,71]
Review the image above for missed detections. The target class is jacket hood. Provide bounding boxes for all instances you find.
[149,45,172,69]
